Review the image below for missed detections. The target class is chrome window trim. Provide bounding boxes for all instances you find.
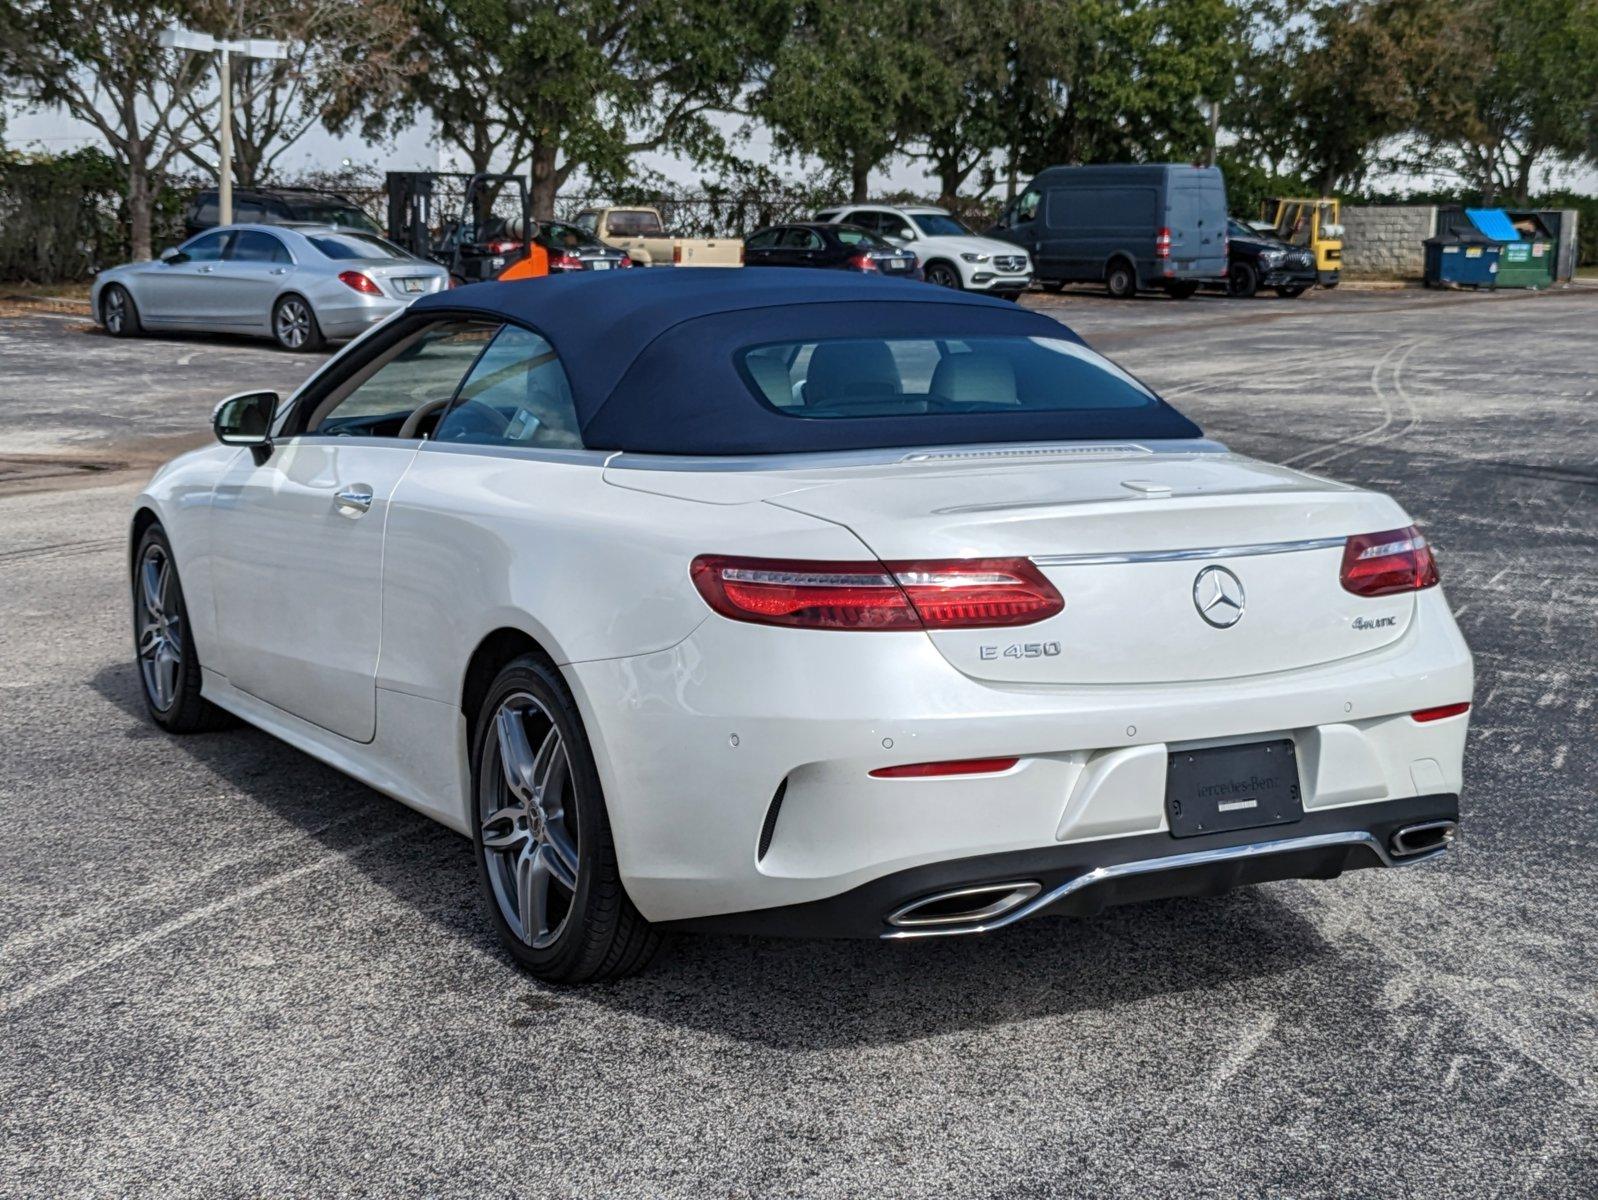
[1032,534,1347,567]
[419,441,612,467]
[881,828,1446,940]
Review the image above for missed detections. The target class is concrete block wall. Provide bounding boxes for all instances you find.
[1341,205,1438,277]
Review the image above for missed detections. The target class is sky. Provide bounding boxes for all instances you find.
[8,101,1596,201]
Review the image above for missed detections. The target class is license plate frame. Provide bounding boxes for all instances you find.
[1165,739,1303,838]
[398,277,427,293]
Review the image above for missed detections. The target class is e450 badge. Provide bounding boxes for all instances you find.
[979,641,1062,661]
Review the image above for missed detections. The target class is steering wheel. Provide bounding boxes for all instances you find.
[398,397,452,440]
[432,397,512,442]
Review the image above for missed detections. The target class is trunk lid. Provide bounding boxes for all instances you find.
[759,451,1417,685]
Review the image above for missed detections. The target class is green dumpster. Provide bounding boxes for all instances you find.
[1468,207,1554,289]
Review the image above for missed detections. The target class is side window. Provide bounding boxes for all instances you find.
[574,212,597,233]
[1015,187,1041,224]
[434,325,582,450]
[878,213,912,239]
[229,231,291,264]
[182,231,231,262]
[233,198,266,222]
[745,228,781,249]
[844,211,879,233]
[309,321,500,438]
[191,196,219,227]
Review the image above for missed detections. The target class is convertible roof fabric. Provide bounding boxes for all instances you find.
[413,267,1202,454]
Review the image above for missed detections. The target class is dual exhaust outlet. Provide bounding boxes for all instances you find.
[885,820,1459,932]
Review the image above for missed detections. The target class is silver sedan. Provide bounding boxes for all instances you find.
[91,223,451,351]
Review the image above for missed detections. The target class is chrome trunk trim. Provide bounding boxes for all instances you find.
[1032,535,1348,567]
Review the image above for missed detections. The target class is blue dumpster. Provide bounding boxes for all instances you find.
[1424,210,1500,288]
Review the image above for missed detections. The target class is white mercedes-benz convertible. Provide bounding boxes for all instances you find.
[131,269,1472,982]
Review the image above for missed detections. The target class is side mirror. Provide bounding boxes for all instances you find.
[213,390,278,459]
[159,246,187,264]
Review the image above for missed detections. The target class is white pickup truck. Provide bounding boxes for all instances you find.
[573,206,742,267]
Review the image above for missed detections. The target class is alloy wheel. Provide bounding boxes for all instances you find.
[103,287,126,335]
[275,299,311,349]
[926,264,960,289]
[135,542,182,711]
[479,693,581,950]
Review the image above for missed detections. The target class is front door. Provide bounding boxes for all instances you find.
[141,230,235,327]
[208,318,502,742]
[211,229,295,331]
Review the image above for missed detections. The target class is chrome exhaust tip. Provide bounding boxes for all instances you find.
[1390,819,1458,858]
[886,881,1042,929]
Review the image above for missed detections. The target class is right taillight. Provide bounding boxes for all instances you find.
[847,252,878,272]
[1155,227,1171,259]
[689,555,1063,631]
[1340,525,1439,597]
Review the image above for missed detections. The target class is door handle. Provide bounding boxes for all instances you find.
[271,267,289,275]
[333,484,373,516]
[197,265,215,273]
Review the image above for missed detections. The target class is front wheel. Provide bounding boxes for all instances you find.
[924,262,962,290]
[471,655,661,983]
[272,294,325,352]
[132,525,233,733]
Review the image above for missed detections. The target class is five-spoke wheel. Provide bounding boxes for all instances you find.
[136,541,183,712]
[272,295,324,352]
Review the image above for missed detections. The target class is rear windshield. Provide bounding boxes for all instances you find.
[309,233,413,261]
[737,336,1158,418]
[607,210,665,236]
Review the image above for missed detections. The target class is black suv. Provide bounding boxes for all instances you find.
[183,187,383,238]
[1219,219,1318,298]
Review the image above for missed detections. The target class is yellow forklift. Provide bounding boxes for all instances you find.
[1261,198,1344,288]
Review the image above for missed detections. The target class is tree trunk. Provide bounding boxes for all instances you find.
[1511,150,1536,205]
[529,140,560,220]
[127,161,153,262]
[850,156,870,203]
[937,155,970,207]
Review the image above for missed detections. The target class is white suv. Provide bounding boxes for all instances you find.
[814,204,1033,296]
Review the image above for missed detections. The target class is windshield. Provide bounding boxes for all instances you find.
[309,232,414,261]
[909,212,974,238]
[607,210,665,237]
[738,336,1158,419]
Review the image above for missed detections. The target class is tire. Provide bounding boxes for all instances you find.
[271,294,325,352]
[1275,284,1308,299]
[1227,261,1260,299]
[924,261,962,290]
[132,524,234,734]
[101,284,142,337]
[1164,281,1199,299]
[1104,259,1137,299]
[470,654,661,983]
[1039,280,1065,293]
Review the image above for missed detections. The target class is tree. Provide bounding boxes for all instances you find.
[403,0,786,218]
[180,0,418,186]
[757,0,929,202]
[0,0,216,259]
[1415,0,1598,201]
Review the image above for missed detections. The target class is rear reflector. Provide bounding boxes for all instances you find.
[870,757,1019,778]
[1340,525,1439,597]
[1412,702,1470,723]
[689,555,1063,631]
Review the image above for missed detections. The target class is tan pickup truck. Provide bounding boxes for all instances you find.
[573,206,742,267]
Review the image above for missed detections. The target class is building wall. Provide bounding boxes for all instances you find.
[1342,205,1438,277]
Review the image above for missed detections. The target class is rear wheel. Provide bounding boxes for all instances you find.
[1105,259,1137,299]
[924,261,962,290]
[101,284,142,337]
[272,294,325,352]
[1275,284,1308,299]
[1227,261,1260,298]
[132,525,233,733]
[471,655,661,983]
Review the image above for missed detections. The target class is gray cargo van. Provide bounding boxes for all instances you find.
[990,164,1229,298]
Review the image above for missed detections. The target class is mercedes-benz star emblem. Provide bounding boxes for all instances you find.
[1193,565,1246,628]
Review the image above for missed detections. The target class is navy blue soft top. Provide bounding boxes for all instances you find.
[412,267,1202,454]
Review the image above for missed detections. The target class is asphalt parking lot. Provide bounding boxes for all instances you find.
[2,283,1595,1198]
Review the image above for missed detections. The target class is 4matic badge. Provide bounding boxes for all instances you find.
[1352,615,1398,630]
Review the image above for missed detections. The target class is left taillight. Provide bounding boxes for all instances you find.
[848,252,878,272]
[689,555,1063,631]
[1340,525,1439,597]
[338,270,382,295]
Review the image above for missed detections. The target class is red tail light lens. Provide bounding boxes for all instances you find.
[337,270,382,295]
[1340,525,1439,597]
[1412,702,1470,723]
[871,757,1019,778]
[1155,227,1172,259]
[848,252,878,272]
[672,244,683,264]
[689,556,1063,631]
[616,254,634,267]
[550,252,584,271]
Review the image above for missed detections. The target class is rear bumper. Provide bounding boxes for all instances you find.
[316,295,410,339]
[664,793,1459,938]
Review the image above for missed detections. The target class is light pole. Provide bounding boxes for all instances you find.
[158,27,288,225]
